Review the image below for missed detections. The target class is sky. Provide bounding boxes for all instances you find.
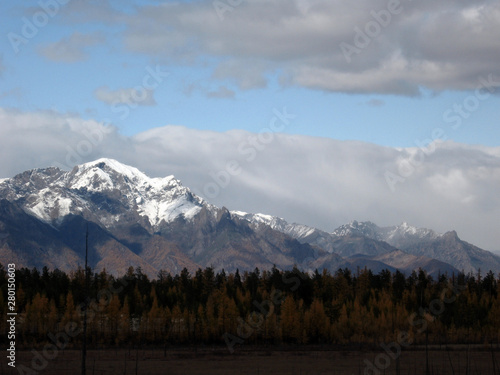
[0,0,499,252]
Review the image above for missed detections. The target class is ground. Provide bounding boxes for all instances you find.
[4,347,499,375]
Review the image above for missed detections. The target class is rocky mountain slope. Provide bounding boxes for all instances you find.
[237,213,500,274]
[0,158,496,277]
[0,159,326,277]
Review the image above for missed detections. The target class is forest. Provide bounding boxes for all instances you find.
[1,264,500,352]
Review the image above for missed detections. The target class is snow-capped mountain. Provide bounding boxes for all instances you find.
[234,216,405,258]
[331,220,440,245]
[0,158,213,231]
[0,159,323,276]
[235,214,500,274]
[230,211,317,239]
[330,221,500,273]
[0,158,497,277]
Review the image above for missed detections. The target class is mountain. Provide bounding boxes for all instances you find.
[235,214,500,275]
[230,211,318,239]
[0,159,329,277]
[0,158,497,277]
[0,158,208,230]
[359,250,459,277]
[330,221,500,274]
[331,220,440,245]
[393,230,500,274]
[0,198,80,271]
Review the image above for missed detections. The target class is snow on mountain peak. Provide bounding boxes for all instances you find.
[388,222,439,239]
[332,220,380,238]
[0,158,207,229]
[398,222,417,235]
[81,158,147,178]
[70,158,180,193]
[69,158,205,226]
[331,220,442,247]
[231,211,277,226]
[231,210,317,238]
[72,158,152,189]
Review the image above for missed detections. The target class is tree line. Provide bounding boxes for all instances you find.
[1,264,499,349]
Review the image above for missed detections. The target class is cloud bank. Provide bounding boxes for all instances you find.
[111,0,500,95]
[1,107,499,252]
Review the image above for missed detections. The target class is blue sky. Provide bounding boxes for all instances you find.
[1,0,500,251]
[1,0,499,146]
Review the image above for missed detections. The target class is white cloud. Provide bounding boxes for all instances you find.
[0,108,120,175]
[427,169,475,204]
[1,108,500,252]
[111,0,500,95]
[38,32,104,63]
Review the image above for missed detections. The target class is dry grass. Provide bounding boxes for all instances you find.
[2,347,499,375]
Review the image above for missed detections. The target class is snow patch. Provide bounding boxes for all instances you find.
[56,197,72,217]
[80,158,149,183]
[26,202,51,222]
[231,210,317,240]
[71,166,114,191]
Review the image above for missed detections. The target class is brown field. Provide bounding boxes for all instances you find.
[3,346,500,375]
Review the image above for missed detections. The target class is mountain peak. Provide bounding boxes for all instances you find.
[69,158,181,192]
[77,158,152,182]
[388,222,439,240]
[2,158,499,276]
[0,158,207,229]
[443,230,459,240]
[332,220,380,238]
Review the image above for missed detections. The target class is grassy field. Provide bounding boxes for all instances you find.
[3,347,499,375]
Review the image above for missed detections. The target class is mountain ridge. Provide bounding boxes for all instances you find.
[0,158,497,277]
